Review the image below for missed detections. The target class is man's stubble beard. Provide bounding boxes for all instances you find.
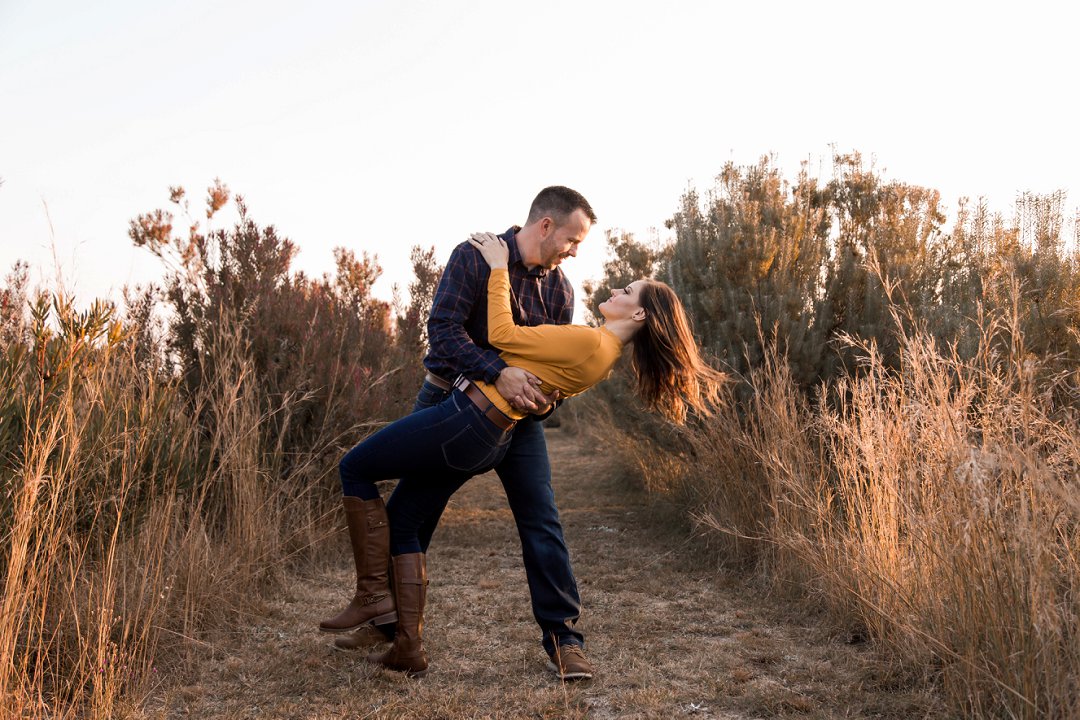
[538,235,565,270]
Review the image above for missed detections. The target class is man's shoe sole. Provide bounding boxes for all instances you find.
[546,659,593,680]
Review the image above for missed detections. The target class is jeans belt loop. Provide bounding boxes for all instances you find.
[453,377,516,432]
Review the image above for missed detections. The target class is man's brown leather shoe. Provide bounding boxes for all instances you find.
[546,644,594,681]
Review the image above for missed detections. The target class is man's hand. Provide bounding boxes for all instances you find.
[494,367,558,413]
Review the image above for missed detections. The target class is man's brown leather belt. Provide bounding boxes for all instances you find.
[424,372,453,391]
[454,378,516,432]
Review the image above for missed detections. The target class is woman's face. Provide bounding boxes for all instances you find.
[598,280,647,321]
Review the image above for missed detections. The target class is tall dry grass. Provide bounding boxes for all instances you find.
[574,156,1079,718]
[583,291,1079,718]
[0,183,433,718]
[797,304,1080,718]
[2,297,295,717]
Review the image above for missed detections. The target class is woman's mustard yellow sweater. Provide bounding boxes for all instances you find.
[472,268,624,420]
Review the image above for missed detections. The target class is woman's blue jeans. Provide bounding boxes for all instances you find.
[347,379,585,654]
[339,386,513,555]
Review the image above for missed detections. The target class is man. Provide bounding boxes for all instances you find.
[338,186,596,680]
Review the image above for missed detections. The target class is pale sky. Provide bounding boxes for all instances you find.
[1,0,1076,320]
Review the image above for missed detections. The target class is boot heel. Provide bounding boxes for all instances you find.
[370,610,398,626]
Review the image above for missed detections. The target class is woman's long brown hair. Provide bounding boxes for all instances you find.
[631,281,726,424]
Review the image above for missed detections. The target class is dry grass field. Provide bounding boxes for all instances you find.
[138,428,944,720]
[4,174,1075,719]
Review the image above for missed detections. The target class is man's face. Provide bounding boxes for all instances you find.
[537,208,591,270]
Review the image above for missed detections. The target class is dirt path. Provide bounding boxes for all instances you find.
[145,428,941,719]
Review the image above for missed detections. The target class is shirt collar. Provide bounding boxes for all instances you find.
[501,226,548,278]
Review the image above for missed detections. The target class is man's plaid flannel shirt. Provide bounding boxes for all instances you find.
[423,226,575,385]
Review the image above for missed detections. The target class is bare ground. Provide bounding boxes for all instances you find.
[142,428,944,719]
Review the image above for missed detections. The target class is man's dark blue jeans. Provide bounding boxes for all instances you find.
[384,379,585,654]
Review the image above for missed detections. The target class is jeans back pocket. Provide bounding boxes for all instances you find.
[440,421,507,474]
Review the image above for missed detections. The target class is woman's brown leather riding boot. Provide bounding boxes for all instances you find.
[367,552,428,677]
[319,496,398,632]
[332,625,390,651]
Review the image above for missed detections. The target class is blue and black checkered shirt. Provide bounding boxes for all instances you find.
[423,226,575,385]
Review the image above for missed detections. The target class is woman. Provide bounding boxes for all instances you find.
[319,232,724,676]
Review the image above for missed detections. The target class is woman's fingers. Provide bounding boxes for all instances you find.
[467,232,508,255]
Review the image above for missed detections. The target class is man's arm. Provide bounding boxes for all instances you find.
[427,243,506,383]
[427,242,557,411]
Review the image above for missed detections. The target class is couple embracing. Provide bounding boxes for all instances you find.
[318,186,723,680]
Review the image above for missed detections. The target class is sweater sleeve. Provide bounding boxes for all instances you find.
[486,268,599,362]
[426,244,507,383]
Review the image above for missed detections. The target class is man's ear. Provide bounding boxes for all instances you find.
[539,217,554,237]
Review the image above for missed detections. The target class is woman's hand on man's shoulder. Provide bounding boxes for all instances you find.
[467,232,509,269]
